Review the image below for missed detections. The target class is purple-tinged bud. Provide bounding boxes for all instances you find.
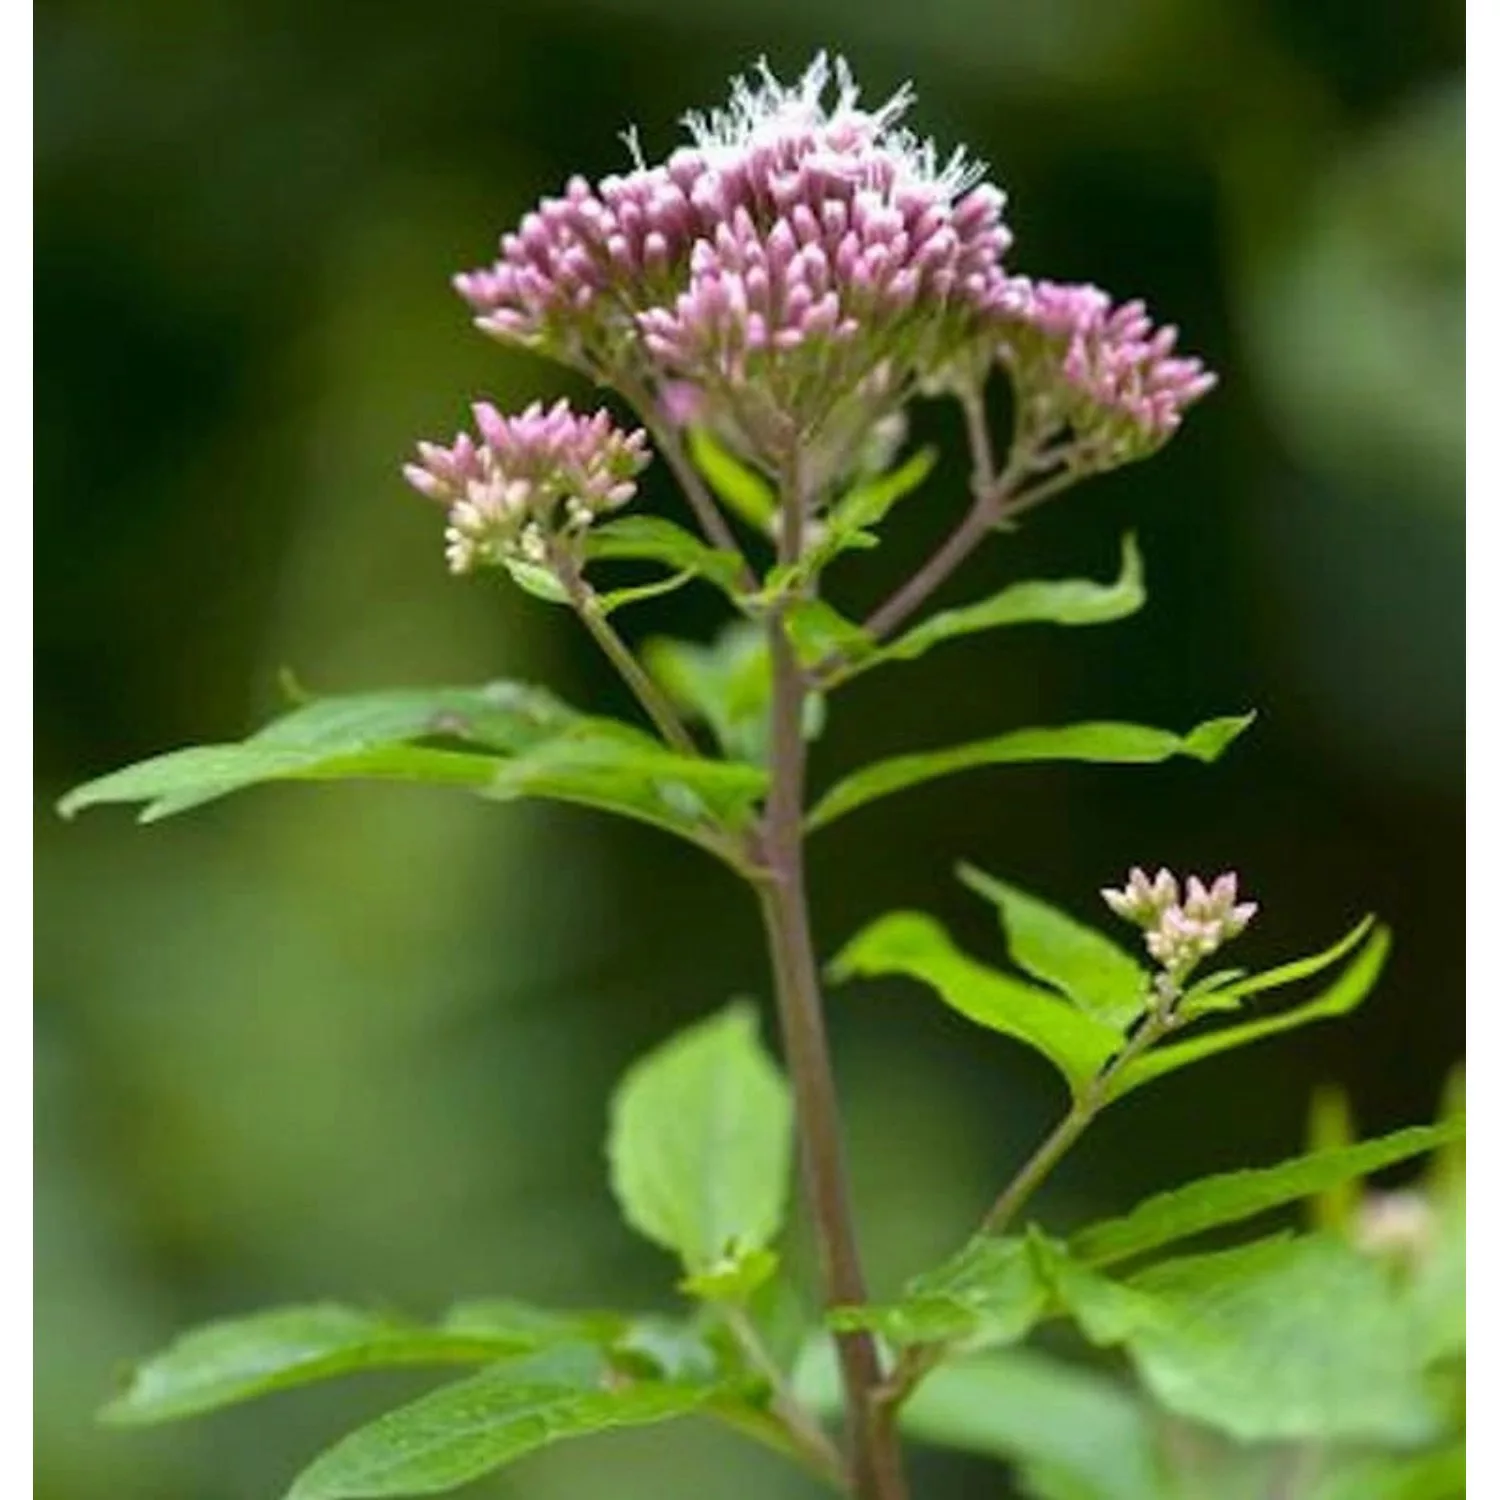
[986,278,1216,471]
[403,400,649,577]
[1103,866,1255,983]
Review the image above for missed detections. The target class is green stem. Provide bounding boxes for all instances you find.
[723,1304,849,1491]
[558,562,699,756]
[881,1005,1175,1408]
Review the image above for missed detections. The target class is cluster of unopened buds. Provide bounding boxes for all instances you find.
[403,399,649,576]
[1102,868,1258,983]
[405,52,1216,577]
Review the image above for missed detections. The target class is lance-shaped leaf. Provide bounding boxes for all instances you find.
[481,728,767,850]
[1034,1233,1441,1444]
[59,743,516,824]
[686,426,776,532]
[806,715,1254,831]
[874,534,1145,669]
[607,1002,793,1276]
[1103,924,1391,1100]
[791,447,939,580]
[828,912,1122,1096]
[585,515,744,592]
[958,865,1150,1031]
[101,1303,615,1426]
[284,1343,728,1500]
[1178,915,1376,1019]
[58,681,582,821]
[1069,1117,1465,1268]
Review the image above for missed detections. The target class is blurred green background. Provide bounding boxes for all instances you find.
[35,2,1462,1496]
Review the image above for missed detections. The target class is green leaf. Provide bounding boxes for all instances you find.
[1180,915,1375,1016]
[958,865,1150,1031]
[789,447,938,580]
[678,1247,780,1304]
[806,715,1255,831]
[1069,1117,1466,1267]
[100,1304,589,1426]
[643,624,771,763]
[783,598,876,674]
[595,570,698,615]
[501,558,572,603]
[686,427,776,532]
[60,743,514,824]
[829,1235,1049,1349]
[1105,924,1391,1100]
[875,534,1145,670]
[607,1002,793,1273]
[481,727,768,847]
[897,1350,1168,1500]
[284,1344,725,1499]
[826,447,937,537]
[586,515,743,592]
[1037,1234,1440,1444]
[828,912,1122,1096]
[1309,1446,1465,1500]
[59,682,583,821]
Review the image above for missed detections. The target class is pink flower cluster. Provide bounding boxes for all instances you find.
[404,400,649,575]
[996,280,1218,469]
[455,56,1013,471]
[1102,867,1257,978]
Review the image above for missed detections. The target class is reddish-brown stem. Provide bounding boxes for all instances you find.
[754,460,908,1500]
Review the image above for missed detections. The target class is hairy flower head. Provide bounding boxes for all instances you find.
[455,54,1013,479]
[993,279,1217,471]
[404,400,649,575]
[1103,867,1256,980]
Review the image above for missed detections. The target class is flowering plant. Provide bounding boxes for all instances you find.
[62,55,1463,1500]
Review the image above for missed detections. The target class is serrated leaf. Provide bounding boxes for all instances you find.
[686,427,776,531]
[284,1344,724,1499]
[959,866,1149,1030]
[586,515,743,591]
[607,1003,793,1273]
[1069,1117,1465,1267]
[897,1349,1168,1500]
[806,715,1254,831]
[875,534,1145,669]
[829,1235,1049,1348]
[1105,925,1391,1100]
[100,1304,581,1426]
[828,912,1122,1095]
[1036,1234,1440,1444]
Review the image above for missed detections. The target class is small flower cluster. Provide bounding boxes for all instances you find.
[455,55,1014,474]
[993,280,1218,470]
[404,400,648,575]
[1103,868,1257,979]
[414,56,1217,575]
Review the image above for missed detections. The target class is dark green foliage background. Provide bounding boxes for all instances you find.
[35,2,1462,1496]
